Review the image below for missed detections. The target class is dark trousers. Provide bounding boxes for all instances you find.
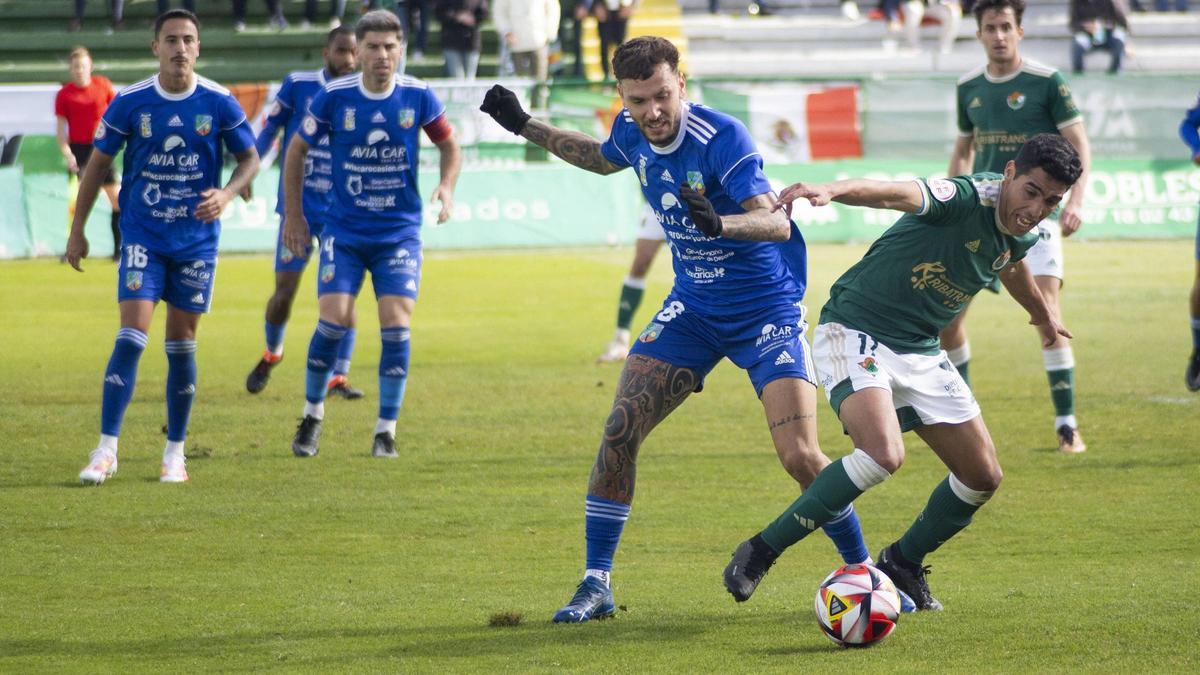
[157,0,195,13]
[1071,31,1126,73]
[74,0,125,22]
[598,16,628,79]
[305,0,347,21]
[232,0,282,22]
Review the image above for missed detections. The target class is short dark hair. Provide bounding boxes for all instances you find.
[327,24,355,46]
[355,9,404,42]
[973,0,1025,26]
[154,9,200,38]
[1013,133,1082,186]
[612,36,679,81]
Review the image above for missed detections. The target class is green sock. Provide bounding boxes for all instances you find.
[760,460,863,553]
[896,477,983,565]
[1047,368,1074,416]
[955,360,970,387]
[616,281,645,331]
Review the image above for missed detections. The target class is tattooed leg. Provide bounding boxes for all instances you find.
[760,377,829,488]
[588,355,699,504]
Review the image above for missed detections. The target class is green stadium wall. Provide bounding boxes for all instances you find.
[4,158,1196,259]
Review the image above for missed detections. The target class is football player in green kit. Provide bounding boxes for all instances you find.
[721,133,1081,612]
[944,0,1091,454]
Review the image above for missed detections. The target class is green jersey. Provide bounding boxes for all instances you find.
[819,174,1039,354]
[957,59,1082,173]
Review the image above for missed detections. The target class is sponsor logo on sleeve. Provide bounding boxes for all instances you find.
[928,178,957,202]
[303,115,318,136]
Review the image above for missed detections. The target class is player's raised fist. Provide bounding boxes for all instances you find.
[480,84,531,135]
[679,185,723,238]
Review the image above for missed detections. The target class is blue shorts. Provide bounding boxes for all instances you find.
[315,233,422,300]
[274,219,325,273]
[629,292,816,396]
[116,240,217,314]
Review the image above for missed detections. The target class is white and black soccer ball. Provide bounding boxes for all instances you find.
[813,563,901,648]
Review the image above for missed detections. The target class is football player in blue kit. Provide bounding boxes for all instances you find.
[481,36,879,623]
[245,26,365,399]
[284,10,461,459]
[67,9,260,485]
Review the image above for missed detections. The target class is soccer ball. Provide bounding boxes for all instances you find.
[813,563,901,648]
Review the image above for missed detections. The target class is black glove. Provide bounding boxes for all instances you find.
[679,185,723,238]
[479,84,531,135]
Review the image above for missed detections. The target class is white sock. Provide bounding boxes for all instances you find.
[614,328,631,345]
[98,434,119,454]
[1055,414,1078,430]
[269,346,283,358]
[164,440,185,461]
[584,568,610,587]
[304,401,325,420]
[374,418,397,436]
[946,342,970,367]
[842,448,891,490]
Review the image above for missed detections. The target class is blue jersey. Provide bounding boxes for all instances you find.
[256,69,335,222]
[1182,90,1200,158]
[600,102,806,316]
[297,72,445,242]
[94,74,255,255]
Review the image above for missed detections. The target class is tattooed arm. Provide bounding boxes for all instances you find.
[717,193,792,242]
[522,119,624,176]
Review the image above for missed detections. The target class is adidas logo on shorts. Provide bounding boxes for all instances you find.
[774,351,795,366]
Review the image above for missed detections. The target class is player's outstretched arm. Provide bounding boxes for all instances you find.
[65,148,115,271]
[432,135,462,224]
[281,135,312,256]
[999,260,1073,346]
[772,179,924,216]
[195,148,259,223]
[680,188,789,241]
[479,84,621,175]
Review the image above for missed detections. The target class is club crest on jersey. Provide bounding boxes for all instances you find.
[398,108,415,129]
[320,264,336,283]
[637,155,648,187]
[858,357,879,374]
[638,322,664,343]
[194,115,212,136]
[343,107,356,130]
[686,171,704,194]
[1006,91,1026,110]
[965,239,981,253]
[991,250,1012,271]
[94,123,106,141]
[139,113,152,138]
[125,271,143,291]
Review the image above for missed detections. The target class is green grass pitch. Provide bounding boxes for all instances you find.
[0,241,1197,671]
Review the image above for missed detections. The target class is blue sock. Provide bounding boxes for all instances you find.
[585,495,630,572]
[164,340,197,443]
[1191,317,1200,351]
[265,321,286,355]
[100,328,148,437]
[820,504,870,565]
[306,320,347,403]
[379,326,410,420]
[334,327,356,377]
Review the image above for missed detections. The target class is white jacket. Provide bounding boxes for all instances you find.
[493,0,561,53]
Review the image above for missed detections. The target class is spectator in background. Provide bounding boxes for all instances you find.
[1069,0,1130,73]
[402,0,432,61]
[55,46,121,260]
[561,0,589,77]
[493,0,560,103]
[437,0,489,79]
[1180,91,1200,390]
[70,0,125,32]
[304,0,347,29]
[233,0,288,32]
[593,0,636,80]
